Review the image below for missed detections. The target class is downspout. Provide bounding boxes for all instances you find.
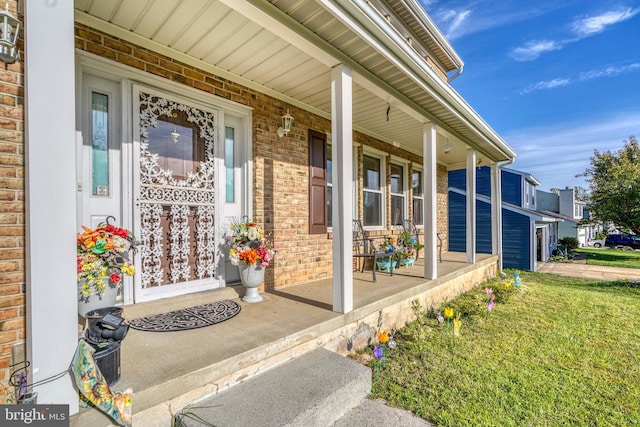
[447,64,463,83]
[495,157,515,272]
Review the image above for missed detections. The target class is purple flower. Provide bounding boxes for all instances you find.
[485,287,493,294]
[373,345,385,360]
[488,298,495,312]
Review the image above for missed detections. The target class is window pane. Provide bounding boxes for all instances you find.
[363,155,380,190]
[391,195,404,226]
[390,163,403,193]
[413,198,424,226]
[411,171,422,197]
[364,191,381,226]
[146,116,198,180]
[225,126,235,203]
[91,92,109,196]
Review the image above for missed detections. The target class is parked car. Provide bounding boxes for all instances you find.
[604,234,640,250]
[589,239,605,248]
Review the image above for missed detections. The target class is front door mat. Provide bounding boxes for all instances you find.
[127,300,241,332]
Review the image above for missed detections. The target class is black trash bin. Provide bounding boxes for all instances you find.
[83,306,128,385]
[91,342,121,385]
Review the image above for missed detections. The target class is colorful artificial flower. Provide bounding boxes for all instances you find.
[378,331,389,344]
[77,223,138,299]
[227,218,276,267]
[443,307,454,319]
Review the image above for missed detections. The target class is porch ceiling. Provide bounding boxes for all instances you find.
[74,0,515,167]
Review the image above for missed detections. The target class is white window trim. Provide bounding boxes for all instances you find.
[390,160,407,229]
[362,150,386,230]
[411,164,424,229]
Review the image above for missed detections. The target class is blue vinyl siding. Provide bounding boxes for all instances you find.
[448,191,492,253]
[448,191,466,251]
[448,169,466,190]
[448,167,491,197]
[477,199,492,253]
[502,208,531,270]
[501,170,522,206]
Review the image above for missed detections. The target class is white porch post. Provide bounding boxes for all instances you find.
[331,64,353,313]
[422,124,437,279]
[490,163,503,270]
[466,150,476,264]
[24,1,79,411]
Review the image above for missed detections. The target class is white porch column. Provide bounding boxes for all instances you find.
[422,124,437,279]
[490,164,503,270]
[331,64,353,313]
[466,150,476,264]
[24,1,79,411]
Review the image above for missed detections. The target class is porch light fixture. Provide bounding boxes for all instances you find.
[277,109,294,137]
[443,141,453,155]
[0,3,19,65]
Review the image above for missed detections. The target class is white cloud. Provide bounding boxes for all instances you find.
[520,78,571,94]
[509,40,561,61]
[579,63,640,80]
[503,112,640,190]
[571,8,639,38]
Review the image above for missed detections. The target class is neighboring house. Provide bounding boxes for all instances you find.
[448,167,561,271]
[0,1,516,410]
[537,188,592,246]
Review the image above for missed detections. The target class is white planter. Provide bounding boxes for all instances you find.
[238,263,265,303]
[78,277,119,317]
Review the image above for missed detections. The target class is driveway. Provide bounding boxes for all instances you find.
[538,252,640,281]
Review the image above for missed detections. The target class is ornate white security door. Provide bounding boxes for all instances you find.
[133,86,221,302]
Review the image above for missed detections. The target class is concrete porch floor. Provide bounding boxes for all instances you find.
[71,251,495,426]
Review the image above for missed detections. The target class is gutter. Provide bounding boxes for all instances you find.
[345,0,516,161]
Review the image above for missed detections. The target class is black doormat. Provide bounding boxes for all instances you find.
[127,300,241,332]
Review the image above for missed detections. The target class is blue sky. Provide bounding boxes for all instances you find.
[422,1,640,191]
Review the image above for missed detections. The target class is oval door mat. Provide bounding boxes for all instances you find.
[127,300,241,332]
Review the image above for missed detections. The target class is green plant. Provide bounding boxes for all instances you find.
[559,236,580,253]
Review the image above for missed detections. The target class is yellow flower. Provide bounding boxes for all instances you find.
[505,281,512,288]
[121,263,136,276]
[443,307,454,318]
[378,331,389,344]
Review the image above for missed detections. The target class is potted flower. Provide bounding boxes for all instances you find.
[396,231,424,266]
[227,218,276,303]
[376,237,396,271]
[77,223,137,316]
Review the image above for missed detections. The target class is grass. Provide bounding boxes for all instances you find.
[362,271,640,426]
[576,247,640,269]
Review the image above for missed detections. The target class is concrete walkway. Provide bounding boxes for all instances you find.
[537,253,640,281]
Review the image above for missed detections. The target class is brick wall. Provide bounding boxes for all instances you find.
[0,0,24,403]
[74,23,449,290]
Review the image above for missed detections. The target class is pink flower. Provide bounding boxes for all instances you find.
[110,272,121,285]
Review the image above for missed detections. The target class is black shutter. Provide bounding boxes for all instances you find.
[309,129,327,234]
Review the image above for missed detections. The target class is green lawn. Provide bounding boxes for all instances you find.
[576,247,640,269]
[363,271,640,426]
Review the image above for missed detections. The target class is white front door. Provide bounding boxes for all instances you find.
[77,75,122,229]
[77,75,126,301]
[132,85,221,302]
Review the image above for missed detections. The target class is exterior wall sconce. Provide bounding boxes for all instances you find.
[0,4,20,65]
[277,110,294,137]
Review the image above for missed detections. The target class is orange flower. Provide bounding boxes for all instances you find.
[378,331,389,344]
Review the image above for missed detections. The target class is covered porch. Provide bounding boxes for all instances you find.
[71,252,497,426]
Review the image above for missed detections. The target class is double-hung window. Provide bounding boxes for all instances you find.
[390,163,405,226]
[363,154,383,227]
[411,169,424,226]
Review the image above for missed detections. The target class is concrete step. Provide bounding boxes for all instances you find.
[176,347,371,427]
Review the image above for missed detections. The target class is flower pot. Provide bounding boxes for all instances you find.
[376,259,393,272]
[238,263,265,303]
[78,277,119,317]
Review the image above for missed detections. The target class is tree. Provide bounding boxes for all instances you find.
[580,135,640,235]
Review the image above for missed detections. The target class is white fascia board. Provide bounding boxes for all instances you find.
[327,0,516,160]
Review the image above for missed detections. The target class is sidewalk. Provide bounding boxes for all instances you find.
[537,253,640,281]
